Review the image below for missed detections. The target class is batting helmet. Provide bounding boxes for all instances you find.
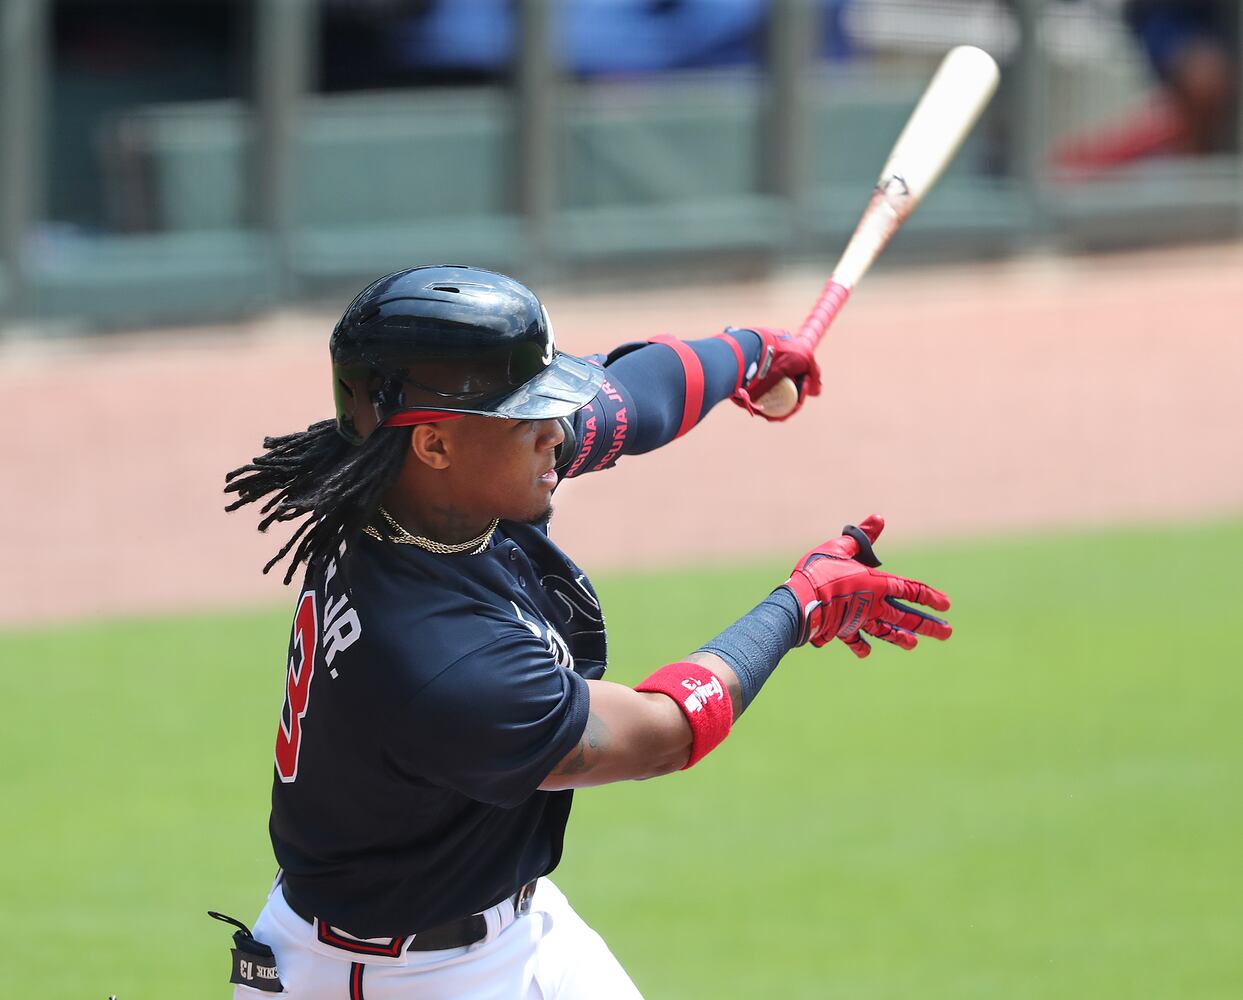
[330,265,605,445]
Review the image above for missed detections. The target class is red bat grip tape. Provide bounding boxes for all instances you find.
[798,279,852,346]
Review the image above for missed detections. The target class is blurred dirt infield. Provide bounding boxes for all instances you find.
[2,243,1241,628]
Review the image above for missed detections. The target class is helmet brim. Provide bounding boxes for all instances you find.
[486,352,606,419]
[376,351,606,427]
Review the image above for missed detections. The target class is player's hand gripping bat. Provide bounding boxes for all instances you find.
[755,45,1001,418]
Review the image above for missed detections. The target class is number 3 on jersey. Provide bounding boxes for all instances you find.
[276,591,317,783]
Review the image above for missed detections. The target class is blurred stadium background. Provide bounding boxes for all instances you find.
[1,1,1241,997]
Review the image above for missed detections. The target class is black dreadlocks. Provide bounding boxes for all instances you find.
[224,419,411,584]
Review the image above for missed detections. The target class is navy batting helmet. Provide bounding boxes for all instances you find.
[330,265,605,445]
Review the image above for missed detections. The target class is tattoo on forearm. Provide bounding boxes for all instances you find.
[556,709,610,776]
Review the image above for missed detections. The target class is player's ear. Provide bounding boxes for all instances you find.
[410,424,452,470]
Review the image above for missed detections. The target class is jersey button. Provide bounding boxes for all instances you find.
[519,577,527,588]
[509,549,519,562]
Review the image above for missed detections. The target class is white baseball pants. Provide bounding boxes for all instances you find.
[232,878,643,999]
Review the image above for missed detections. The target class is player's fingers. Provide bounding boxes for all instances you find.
[855,514,885,543]
[879,597,952,640]
[840,630,872,658]
[884,574,951,611]
[863,620,918,651]
[829,514,885,565]
[832,535,860,560]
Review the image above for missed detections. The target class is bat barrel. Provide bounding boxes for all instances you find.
[755,46,1000,418]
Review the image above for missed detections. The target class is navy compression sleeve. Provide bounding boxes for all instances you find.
[562,331,763,477]
[697,587,800,714]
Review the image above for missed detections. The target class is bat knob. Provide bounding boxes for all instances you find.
[753,377,799,419]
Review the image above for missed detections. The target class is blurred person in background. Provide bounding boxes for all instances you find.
[1124,0,1237,154]
[1054,0,1239,171]
[320,0,855,89]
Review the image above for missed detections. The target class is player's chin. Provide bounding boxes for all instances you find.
[519,498,555,527]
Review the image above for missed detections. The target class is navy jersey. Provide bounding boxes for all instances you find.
[272,523,606,937]
[265,331,763,938]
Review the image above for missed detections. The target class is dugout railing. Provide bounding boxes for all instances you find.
[1,0,1241,331]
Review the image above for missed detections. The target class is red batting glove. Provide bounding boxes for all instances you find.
[781,515,953,658]
[719,326,822,422]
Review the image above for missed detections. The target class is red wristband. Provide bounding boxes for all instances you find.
[635,661,733,769]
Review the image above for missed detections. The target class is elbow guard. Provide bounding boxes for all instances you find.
[635,661,734,769]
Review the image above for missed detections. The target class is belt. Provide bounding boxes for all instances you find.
[281,879,538,953]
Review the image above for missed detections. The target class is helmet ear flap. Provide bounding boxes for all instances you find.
[553,416,577,474]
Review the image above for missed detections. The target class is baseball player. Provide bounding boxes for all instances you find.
[218,265,952,999]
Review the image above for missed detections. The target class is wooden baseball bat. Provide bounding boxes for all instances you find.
[755,45,1001,417]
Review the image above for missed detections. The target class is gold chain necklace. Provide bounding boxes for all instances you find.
[363,506,499,555]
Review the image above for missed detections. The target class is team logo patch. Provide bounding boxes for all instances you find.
[680,675,725,714]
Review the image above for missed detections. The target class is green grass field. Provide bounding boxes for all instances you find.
[4,520,1241,999]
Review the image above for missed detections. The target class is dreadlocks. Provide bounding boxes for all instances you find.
[224,419,411,584]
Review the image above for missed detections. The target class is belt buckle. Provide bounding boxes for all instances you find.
[514,880,536,916]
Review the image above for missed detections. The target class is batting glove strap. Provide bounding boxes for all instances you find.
[781,575,819,648]
[635,662,734,769]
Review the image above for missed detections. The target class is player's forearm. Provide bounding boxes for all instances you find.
[539,591,797,790]
[561,332,762,477]
[694,587,801,715]
[612,333,762,453]
[539,681,696,789]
